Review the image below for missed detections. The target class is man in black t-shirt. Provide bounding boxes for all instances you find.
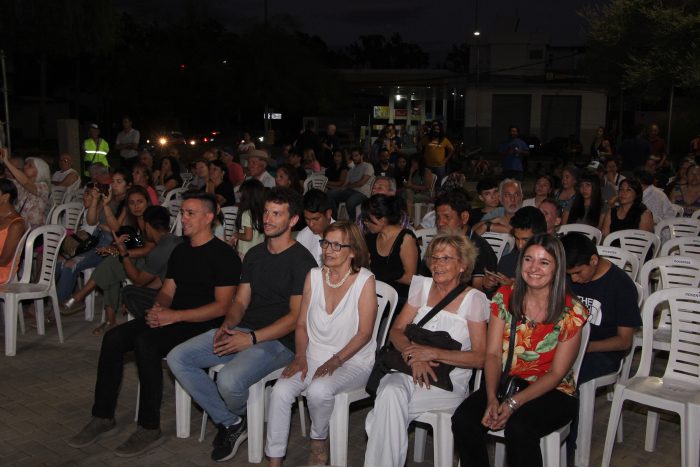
[167,187,316,462]
[562,233,641,383]
[68,192,241,458]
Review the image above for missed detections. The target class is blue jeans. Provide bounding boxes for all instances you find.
[167,328,295,427]
[56,230,112,302]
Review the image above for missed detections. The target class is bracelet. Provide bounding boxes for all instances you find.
[333,353,343,366]
[505,397,519,412]
[249,330,257,345]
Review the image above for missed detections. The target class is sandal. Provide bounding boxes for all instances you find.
[92,321,116,336]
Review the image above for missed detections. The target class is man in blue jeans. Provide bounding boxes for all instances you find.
[167,187,317,462]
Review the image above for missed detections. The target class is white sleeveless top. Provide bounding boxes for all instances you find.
[407,275,490,394]
[306,267,376,368]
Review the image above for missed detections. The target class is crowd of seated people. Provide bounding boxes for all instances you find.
[7,123,700,467]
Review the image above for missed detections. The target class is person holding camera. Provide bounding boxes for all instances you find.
[1,148,52,229]
[451,233,588,467]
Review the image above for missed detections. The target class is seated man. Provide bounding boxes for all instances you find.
[539,197,563,234]
[420,189,497,292]
[356,176,411,234]
[468,178,500,227]
[296,189,334,266]
[483,206,547,290]
[245,150,276,188]
[327,147,374,219]
[67,192,241,457]
[473,178,523,235]
[167,187,317,462]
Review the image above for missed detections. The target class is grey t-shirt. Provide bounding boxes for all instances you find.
[143,233,183,281]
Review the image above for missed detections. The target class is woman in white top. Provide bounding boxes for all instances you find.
[266,221,377,466]
[1,150,52,229]
[364,232,489,467]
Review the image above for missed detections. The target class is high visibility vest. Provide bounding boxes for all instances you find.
[83,138,110,176]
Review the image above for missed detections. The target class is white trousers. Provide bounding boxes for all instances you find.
[265,357,371,458]
[364,372,466,467]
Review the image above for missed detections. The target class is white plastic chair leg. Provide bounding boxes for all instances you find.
[494,441,506,467]
[686,406,700,467]
[645,410,659,452]
[199,366,218,442]
[4,295,18,356]
[434,413,454,467]
[328,392,350,467]
[35,299,45,335]
[246,379,267,463]
[298,396,307,437]
[17,301,25,335]
[601,386,625,467]
[134,383,140,422]
[540,431,561,466]
[175,379,192,438]
[50,292,64,343]
[575,380,596,467]
[413,426,428,462]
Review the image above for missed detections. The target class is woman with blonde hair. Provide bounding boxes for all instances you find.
[266,221,377,466]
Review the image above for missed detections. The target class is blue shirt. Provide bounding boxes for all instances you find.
[500,138,529,172]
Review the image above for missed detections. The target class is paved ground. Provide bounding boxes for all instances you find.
[0,306,684,466]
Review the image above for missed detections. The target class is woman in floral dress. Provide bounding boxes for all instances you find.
[451,233,588,467]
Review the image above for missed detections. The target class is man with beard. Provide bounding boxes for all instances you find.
[167,187,317,462]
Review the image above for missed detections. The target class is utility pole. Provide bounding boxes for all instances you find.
[473,0,480,147]
[0,49,11,152]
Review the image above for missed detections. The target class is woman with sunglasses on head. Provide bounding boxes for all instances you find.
[364,232,489,467]
[266,221,377,466]
[451,233,588,467]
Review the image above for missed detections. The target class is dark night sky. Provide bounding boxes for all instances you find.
[115,0,596,62]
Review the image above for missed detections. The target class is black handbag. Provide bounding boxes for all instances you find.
[60,231,100,259]
[366,283,468,396]
[115,225,144,249]
[496,313,530,402]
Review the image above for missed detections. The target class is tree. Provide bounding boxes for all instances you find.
[343,33,429,69]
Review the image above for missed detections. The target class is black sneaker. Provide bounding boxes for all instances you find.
[211,418,247,462]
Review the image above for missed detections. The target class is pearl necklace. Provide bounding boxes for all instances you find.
[324,267,352,289]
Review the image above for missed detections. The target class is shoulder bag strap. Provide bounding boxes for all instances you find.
[501,313,519,378]
[415,282,469,328]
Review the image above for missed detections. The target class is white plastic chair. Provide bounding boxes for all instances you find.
[164,197,183,220]
[602,229,660,265]
[0,225,67,356]
[691,209,700,220]
[621,256,700,382]
[220,206,239,242]
[415,227,438,259]
[3,228,31,334]
[170,212,183,236]
[50,202,85,232]
[558,223,603,245]
[50,186,67,206]
[654,217,700,245]
[670,203,685,218]
[412,203,434,229]
[597,245,640,281]
[490,321,591,467]
[574,282,643,467]
[658,236,700,259]
[481,232,515,262]
[303,174,328,193]
[601,287,700,467]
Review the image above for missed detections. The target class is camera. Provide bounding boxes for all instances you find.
[86,182,110,195]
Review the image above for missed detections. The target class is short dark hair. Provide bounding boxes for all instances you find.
[113,167,133,185]
[143,206,171,232]
[182,191,217,214]
[510,206,547,233]
[208,159,228,177]
[0,179,18,203]
[561,232,598,268]
[540,197,563,217]
[634,168,654,186]
[434,188,470,215]
[303,189,332,213]
[476,178,498,194]
[265,187,303,218]
[361,194,403,225]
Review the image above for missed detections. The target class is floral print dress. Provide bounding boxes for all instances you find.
[491,285,588,395]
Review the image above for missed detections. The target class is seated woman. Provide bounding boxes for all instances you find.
[399,154,433,219]
[522,175,554,208]
[0,179,26,284]
[303,149,322,174]
[230,179,265,259]
[266,221,377,466]
[206,160,236,207]
[325,149,348,190]
[563,172,605,229]
[63,186,155,334]
[554,165,578,215]
[1,150,52,229]
[670,162,700,217]
[601,178,654,238]
[131,162,159,205]
[275,163,303,194]
[51,153,81,195]
[364,232,489,467]
[189,159,209,192]
[451,233,587,467]
[154,155,183,196]
[362,194,419,301]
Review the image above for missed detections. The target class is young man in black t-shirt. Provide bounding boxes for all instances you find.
[68,192,241,457]
[167,187,316,462]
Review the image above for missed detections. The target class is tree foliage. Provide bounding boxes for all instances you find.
[581,0,700,95]
[340,33,429,69]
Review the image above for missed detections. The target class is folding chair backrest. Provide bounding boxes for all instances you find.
[481,232,514,262]
[50,186,67,206]
[559,223,602,245]
[2,227,31,285]
[304,175,328,193]
[221,206,239,241]
[170,212,183,236]
[164,198,183,219]
[50,202,85,231]
[654,217,700,244]
[597,245,640,280]
[603,229,659,264]
[573,321,592,384]
[375,280,400,347]
[163,187,186,204]
[658,236,700,259]
[639,255,700,300]
[415,227,437,259]
[19,225,66,285]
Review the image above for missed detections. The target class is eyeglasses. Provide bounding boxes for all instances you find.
[319,239,351,252]
[430,255,457,264]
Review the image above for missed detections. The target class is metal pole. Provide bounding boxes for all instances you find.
[0,49,11,152]
[667,83,674,154]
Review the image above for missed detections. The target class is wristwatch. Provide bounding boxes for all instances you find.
[118,251,130,262]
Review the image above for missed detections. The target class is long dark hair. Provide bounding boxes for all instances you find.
[617,178,647,227]
[235,178,265,232]
[277,163,302,194]
[567,172,602,227]
[510,233,575,324]
[122,185,152,228]
[158,155,181,176]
